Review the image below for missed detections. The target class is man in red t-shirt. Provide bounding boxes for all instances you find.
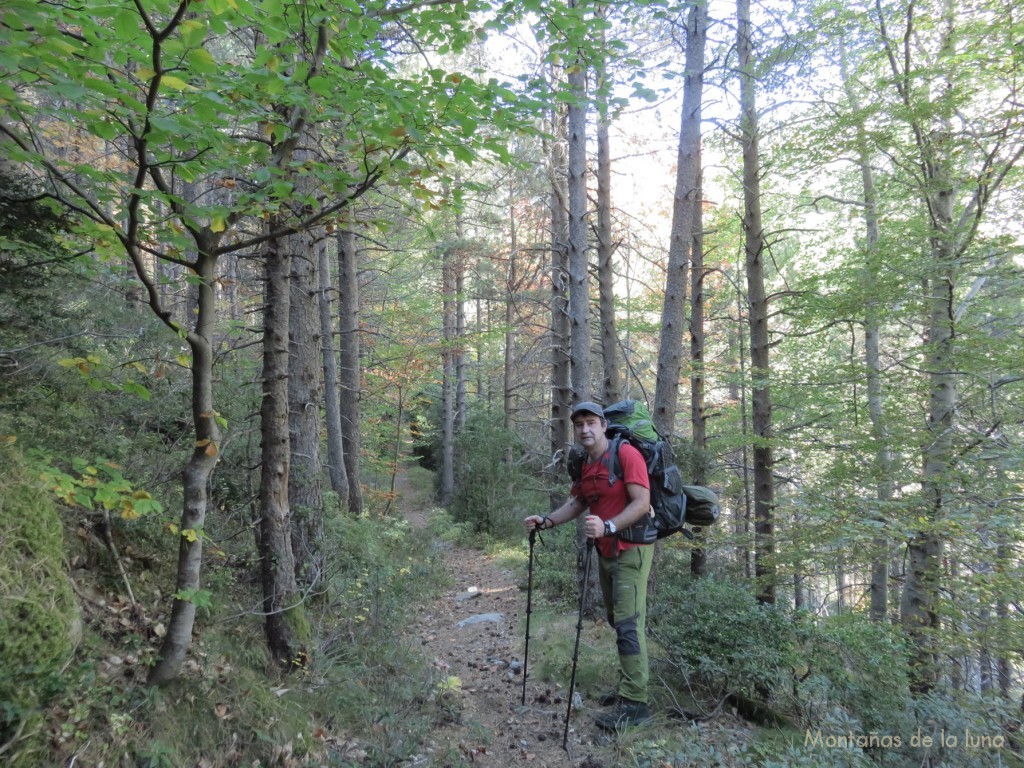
[525,401,654,730]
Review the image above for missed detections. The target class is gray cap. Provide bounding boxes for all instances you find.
[571,401,605,420]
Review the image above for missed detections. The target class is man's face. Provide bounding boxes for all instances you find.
[573,414,604,447]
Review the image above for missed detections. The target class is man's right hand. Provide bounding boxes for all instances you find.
[524,515,548,531]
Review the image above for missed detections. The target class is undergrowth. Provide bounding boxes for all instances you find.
[31,510,463,768]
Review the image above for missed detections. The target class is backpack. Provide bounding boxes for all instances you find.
[567,399,720,541]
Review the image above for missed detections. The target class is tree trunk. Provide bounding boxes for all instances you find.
[148,246,222,685]
[504,179,518,435]
[320,236,349,509]
[903,229,955,691]
[738,0,775,605]
[681,0,709,578]
[729,281,753,580]
[337,224,363,516]
[455,206,468,433]
[653,5,706,440]
[440,241,456,505]
[595,39,621,406]
[566,2,591,404]
[547,99,572,509]
[839,34,894,623]
[259,233,305,667]
[287,218,325,588]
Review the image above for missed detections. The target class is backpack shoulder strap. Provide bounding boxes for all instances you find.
[604,435,624,486]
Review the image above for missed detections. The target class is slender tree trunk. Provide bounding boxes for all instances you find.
[455,205,468,433]
[287,216,324,588]
[738,0,775,604]
[689,200,709,577]
[320,237,349,509]
[476,293,486,405]
[903,229,956,692]
[548,101,572,509]
[337,224,363,516]
[653,4,706,439]
[996,537,1013,697]
[566,1,591,404]
[595,36,621,406]
[839,34,894,623]
[504,180,518,434]
[148,245,222,685]
[227,254,241,325]
[729,278,753,579]
[440,242,456,505]
[679,0,709,577]
[259,233,305,667]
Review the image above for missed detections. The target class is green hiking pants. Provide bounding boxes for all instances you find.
[598,544,653,704]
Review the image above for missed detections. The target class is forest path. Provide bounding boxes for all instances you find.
[397,469,609,768]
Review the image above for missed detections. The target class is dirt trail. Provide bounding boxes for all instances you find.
[402,479,610,767]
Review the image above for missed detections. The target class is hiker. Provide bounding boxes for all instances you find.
[524,401,654,730]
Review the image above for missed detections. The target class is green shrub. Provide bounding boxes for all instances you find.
[650,570,799,702]
[0,446,78,767]
[796,613,912,734]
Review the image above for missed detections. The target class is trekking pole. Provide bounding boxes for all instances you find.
[562,536,595,750]
[521,527,537,706]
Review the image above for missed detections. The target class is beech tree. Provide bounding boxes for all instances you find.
[736,0,776,604]
[680,0,710,577]
[337,221,364,515]
[869,0,1024,691]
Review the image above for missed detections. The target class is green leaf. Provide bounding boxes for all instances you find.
[174,588,213,608]
[113,9,139,40]
[123,381,152,401]
[179,19,207,48]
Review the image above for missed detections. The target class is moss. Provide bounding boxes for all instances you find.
[0,446,78,762]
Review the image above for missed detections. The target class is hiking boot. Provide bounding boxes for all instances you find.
[596,690,619,707]
[594,698,653,731]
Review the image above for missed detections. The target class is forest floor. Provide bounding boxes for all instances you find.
[400,474,621,768]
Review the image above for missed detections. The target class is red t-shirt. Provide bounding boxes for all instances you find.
[571,441,650,558]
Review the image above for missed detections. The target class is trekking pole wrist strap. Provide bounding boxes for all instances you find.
[541,515,554,530]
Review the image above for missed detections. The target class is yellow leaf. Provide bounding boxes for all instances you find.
[204,442,219,457]
[195,439,211,447]
[166,523,180,535]
[161,75,194,91]
[121,502,140,520]
[210,215,226,233]
[136,66,155,81]
[182,528,198,542]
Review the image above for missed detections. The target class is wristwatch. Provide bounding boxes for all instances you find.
[604,519,617,537]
